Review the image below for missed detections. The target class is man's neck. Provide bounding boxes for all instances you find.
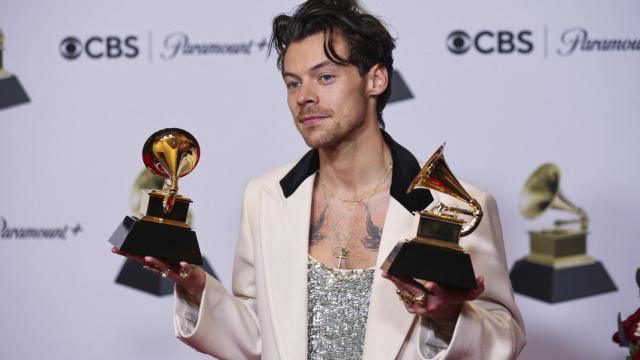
[317,121,390,197]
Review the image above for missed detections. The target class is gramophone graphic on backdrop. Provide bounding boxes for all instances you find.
[509,163,616,303]
[0,29,30,110]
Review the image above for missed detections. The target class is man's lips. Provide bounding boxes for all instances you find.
[300,115,329,124]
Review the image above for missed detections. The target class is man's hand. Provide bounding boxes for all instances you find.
[112,247,206,304]
[382,272,485,322]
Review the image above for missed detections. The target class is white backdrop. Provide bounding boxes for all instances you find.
[1,0,639,359]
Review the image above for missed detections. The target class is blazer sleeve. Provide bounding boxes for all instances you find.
[173,180,262,359]
[425,190,526,360]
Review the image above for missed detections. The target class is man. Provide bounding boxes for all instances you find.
[114,0,525,358]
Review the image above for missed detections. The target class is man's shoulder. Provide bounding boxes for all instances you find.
[243,161,300,198]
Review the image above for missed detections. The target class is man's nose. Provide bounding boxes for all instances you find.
[296,82,318,106]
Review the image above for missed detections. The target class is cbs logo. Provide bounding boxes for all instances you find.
[60,36,139,60]
[447,30,533,55]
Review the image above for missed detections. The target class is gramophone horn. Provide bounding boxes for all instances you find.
[142,128,200,213]
[409,145,483,236]
[520,163,588,230]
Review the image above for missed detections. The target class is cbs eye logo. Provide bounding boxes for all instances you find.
[447,31,472,54]
[60,37,83,59]
[60,36,139,60]
[447,30,533,55]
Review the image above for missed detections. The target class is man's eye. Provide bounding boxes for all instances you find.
[286,81,300,90]
[319,74,335,82]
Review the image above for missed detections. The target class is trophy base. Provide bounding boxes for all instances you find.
[509,259,616,303]
[529,229,586,258]
[115,257,218,296]
[381,240,477,290]
[0,74,30,110]
[109,216,203,265]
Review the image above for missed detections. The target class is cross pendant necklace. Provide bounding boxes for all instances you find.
[319,156,392,270]
[334,247,349,269]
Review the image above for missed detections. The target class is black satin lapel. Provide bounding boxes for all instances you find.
[279,130,433,212]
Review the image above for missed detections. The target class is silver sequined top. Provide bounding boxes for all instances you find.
[307,256,375,360]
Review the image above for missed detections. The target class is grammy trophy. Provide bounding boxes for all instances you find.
[109,128,203,265]
[381,145,482,290]
[509,163,616,303]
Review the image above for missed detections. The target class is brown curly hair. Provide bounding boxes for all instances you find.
[269,0,396,128]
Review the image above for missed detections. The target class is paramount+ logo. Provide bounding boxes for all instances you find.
[59,35,139,60]
[447,30,534,55]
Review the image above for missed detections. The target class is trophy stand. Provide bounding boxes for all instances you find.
[0,29,30,110]
[383,211,477,289]
[509,164,616,303]
[381,145,481,290]
[110,190,203,264]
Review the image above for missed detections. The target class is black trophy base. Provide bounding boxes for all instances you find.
[0,74,30,110]
[509,259,617,303]
[382,241,477,290]
[115,257,218,296]
[109,216,203,265]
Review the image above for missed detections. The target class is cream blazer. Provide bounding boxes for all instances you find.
[173,134,525,359]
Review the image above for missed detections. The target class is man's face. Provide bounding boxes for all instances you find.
[282,32,370,149]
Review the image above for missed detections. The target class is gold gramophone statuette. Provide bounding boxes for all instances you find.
[109,128,204,265]
[509,163,616,303]
[382,145,482,290]
[138,129,200,227]
[520,163,591,267]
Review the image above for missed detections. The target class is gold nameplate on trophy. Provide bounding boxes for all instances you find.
[381,145,482,290]
[509,163,616,302]
[109,128,203,265]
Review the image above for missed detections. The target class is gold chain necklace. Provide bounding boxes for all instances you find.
[318,161,393,203]
[317,160,392,268]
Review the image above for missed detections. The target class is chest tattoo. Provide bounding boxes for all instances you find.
[308,202,384,251]
[309,205,328,246]
[361,206,383,250]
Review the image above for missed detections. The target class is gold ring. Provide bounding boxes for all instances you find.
[414,293,427,306]
[396,289,416,305]
[160,268,171,278]
[179,266,192,279]
[143,265,160,274]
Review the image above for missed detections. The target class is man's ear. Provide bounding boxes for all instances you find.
[367,64,389,97]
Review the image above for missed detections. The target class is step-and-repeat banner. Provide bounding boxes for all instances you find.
[1,0,638,359]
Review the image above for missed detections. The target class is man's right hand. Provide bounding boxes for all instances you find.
[111,247,206,305]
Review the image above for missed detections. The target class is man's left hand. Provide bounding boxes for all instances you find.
[382,272,485,322]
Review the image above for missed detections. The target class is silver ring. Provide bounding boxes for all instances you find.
[160,268,171,278]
